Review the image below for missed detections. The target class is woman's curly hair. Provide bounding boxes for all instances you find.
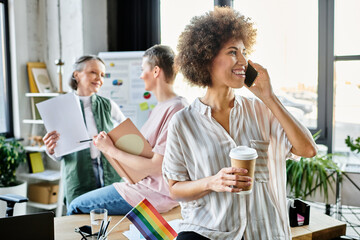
[176,7,257,87]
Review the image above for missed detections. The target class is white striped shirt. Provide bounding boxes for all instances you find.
[163,95,292,240]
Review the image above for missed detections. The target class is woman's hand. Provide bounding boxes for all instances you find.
[246,60,275,102]
[168,167,253,201]
[208,167,252,193]
[42,131,60,155]
[93,131,114,155]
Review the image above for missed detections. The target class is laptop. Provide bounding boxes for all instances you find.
[0,211,54,240]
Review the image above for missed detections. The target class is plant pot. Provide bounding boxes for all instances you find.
[0,181,27,217]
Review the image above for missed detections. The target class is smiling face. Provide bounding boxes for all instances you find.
[74,59,105,96]
[210,38,248,89]
[140,57,156,91]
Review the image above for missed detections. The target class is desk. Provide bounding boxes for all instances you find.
[292,210,346,240]
[55,207,346,240]
[55,207,181,240]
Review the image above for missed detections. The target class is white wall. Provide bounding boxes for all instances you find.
[9,0,108,139]
[83,0,108,56]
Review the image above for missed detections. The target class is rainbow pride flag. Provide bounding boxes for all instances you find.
[126,198,178,240]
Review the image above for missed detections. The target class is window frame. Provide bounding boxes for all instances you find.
[331,0,360,153]
[314,0,335,152]
[317,0,360,153]
[0,0,13,138]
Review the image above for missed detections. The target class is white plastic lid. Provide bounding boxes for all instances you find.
[229,146,258,160]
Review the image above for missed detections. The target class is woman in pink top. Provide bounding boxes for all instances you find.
[67,45,187,215]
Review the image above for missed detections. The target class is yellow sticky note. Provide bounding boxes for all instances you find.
[139,102,149,111]
[150,104,156,110]
[110,62,115,67]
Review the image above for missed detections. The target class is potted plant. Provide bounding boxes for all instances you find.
[0,136,27,187]
[345,136,360,154]
[0,136,27,216]
[286,131,342,205]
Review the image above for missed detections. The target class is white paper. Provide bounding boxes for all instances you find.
[122,219,181,240]
[36,93,90,157]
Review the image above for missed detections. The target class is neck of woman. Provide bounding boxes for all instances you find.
[201,87,235,112]
[76,89,94,97]
[153,79,177,103]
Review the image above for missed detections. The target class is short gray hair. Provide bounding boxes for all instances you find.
[69,55,105,90]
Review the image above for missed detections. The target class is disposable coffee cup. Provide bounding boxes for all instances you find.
[229,146,258,195]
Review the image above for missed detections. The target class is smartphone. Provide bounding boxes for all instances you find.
[79,225,92,235]
[75,225,93,237]
[244,62,258,87]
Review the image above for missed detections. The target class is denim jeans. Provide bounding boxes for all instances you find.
[67,184,133,215]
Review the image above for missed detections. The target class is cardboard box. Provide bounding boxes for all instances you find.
[28,183,59,204]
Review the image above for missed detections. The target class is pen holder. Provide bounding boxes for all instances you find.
[289,199,310,227]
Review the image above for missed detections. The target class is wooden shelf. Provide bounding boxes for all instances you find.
[18,170,61,181]
[25,93,61,97]
[24,145,46,152]
[27,201,58,210]
[22,92,64,216]
[23,119,44,124]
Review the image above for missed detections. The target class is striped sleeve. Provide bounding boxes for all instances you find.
[256,98,293,238]
[253,97,292,155]
[162,112,191,182]
[269,111,293,158]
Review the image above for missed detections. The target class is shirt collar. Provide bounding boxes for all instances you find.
[192,98,209,116]
[192,96,242,116]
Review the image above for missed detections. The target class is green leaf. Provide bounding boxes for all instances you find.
[345,136,360,153]
[286,131,343,203]
[0,136,26,187]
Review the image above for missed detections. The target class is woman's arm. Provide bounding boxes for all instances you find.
[248,60,317,158]
[168,167,251,201]
[94,131,163,176]
[263,96,316,157]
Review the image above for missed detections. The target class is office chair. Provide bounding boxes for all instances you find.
[0,194,28,217]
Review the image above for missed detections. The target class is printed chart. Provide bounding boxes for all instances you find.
[98,51,157,128]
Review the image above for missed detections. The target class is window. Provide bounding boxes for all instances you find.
[161,0,318,129]
[161,1,319,128]
[160,0,213,103]
[233,0,319,130]
[0,0,12,137]
[333,0,360,152]
[161,0,356,153]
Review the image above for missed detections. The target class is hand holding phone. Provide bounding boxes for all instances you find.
[244,62,258,87]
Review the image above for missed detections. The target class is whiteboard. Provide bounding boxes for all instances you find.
[98,51,157,129]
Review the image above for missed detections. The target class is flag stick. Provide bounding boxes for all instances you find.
[103,211,130,238]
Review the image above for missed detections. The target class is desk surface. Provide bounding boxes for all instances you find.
[55,207,181,240]
[55,206,346,240]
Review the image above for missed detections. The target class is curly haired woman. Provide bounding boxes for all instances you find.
[162,7,316,240]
